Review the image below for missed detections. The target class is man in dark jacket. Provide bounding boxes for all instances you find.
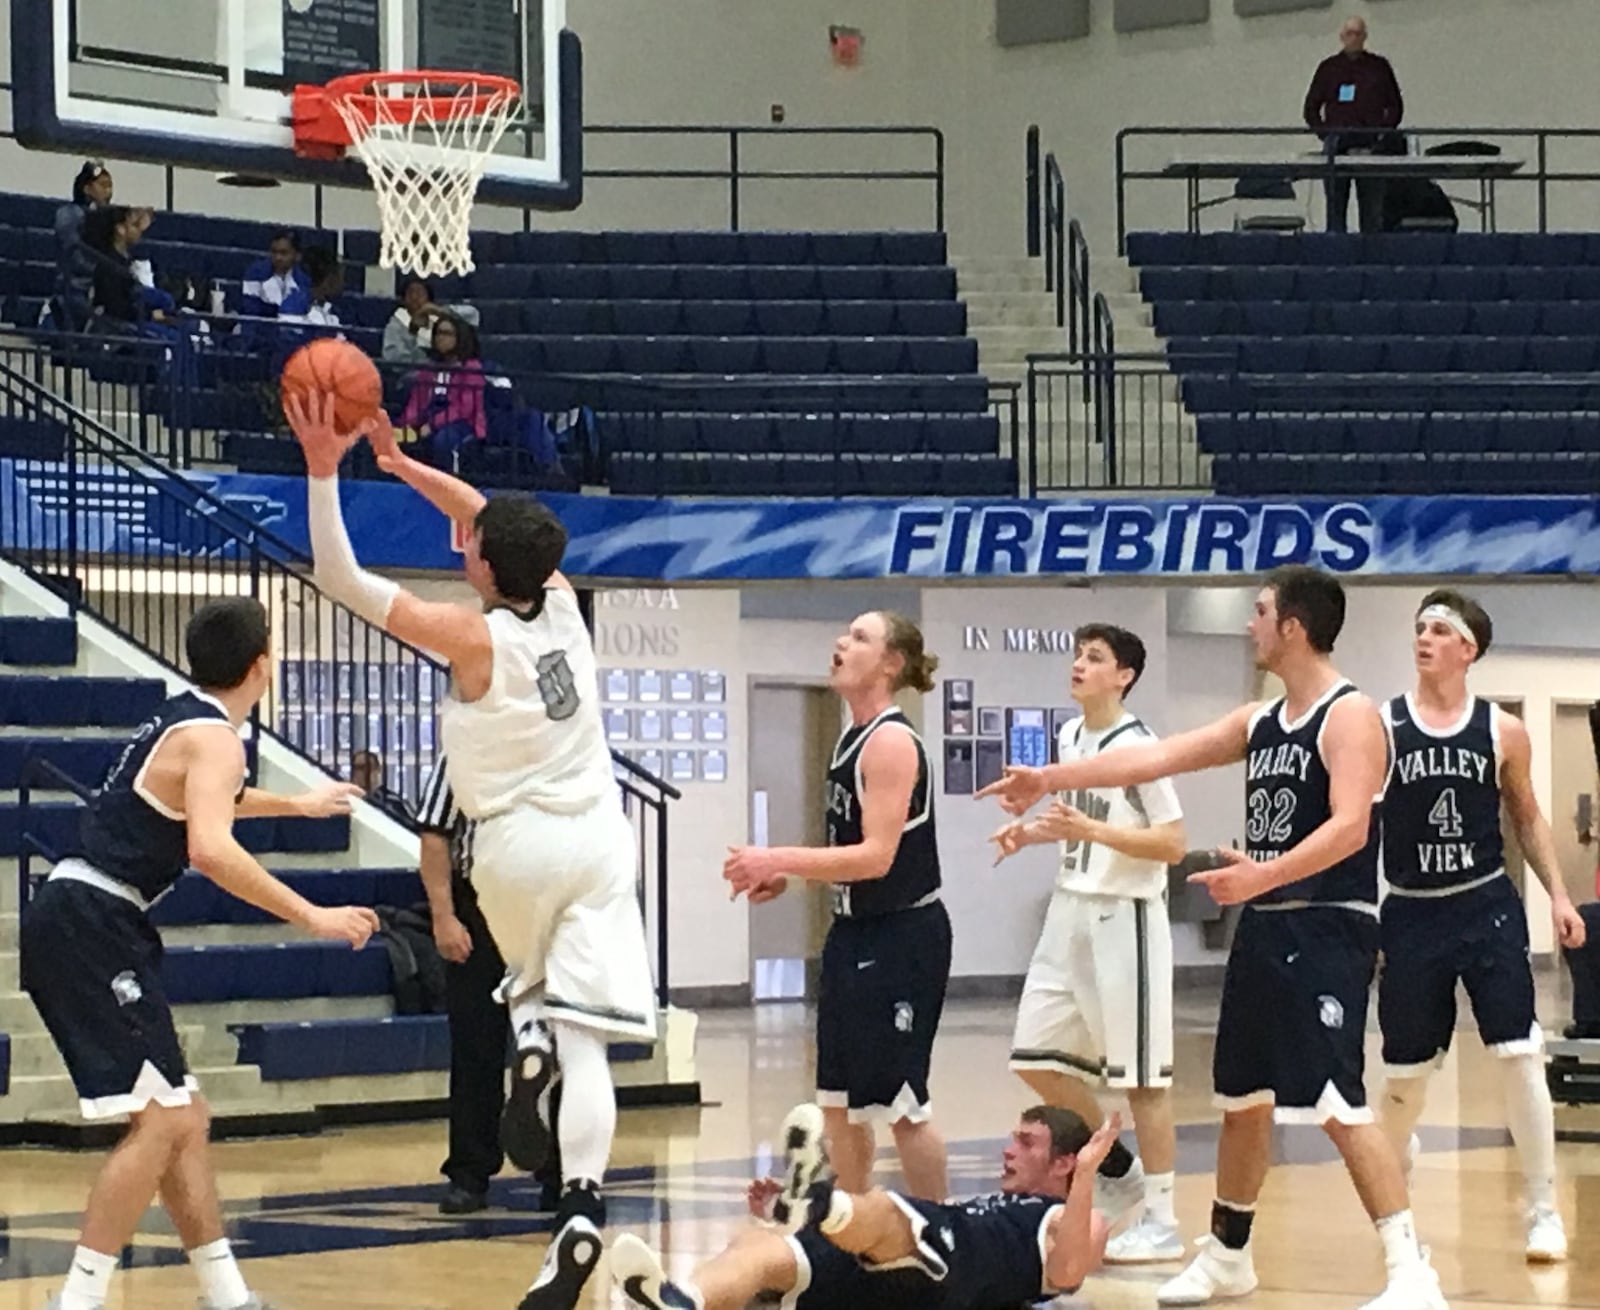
[1304,16,1405,233]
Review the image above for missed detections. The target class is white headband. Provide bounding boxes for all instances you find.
[1418,603,1477,647]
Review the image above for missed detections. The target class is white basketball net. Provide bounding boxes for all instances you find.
[332,76,520,277]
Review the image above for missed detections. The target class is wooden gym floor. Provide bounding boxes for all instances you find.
[0,986,1597,1308]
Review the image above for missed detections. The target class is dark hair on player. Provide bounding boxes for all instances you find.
[269,228,300,251]
[1416,588,1493,660]
[878,611,939,694]
[1021,1104,1094,1159]
[1074,622,1147,694]
[185,597,270,690]
[1264,565,1346,654]
[474,497,568,606]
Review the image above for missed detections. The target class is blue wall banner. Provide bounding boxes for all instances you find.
[3,461,1599,581]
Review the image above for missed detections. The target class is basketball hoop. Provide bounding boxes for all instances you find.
[293,71,521,277]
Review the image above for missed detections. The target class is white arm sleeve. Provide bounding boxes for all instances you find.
[306,475,401,628]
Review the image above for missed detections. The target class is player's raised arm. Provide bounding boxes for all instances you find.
[979,703,1259,815]
[1498,710,1587,949]
[181,727,377,946]
[1044,1114,1117,1294]
[725,723,919,892]
[287,394,493,672]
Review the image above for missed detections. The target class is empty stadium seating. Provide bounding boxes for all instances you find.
[0,179,1008,498]
[1130,230,1600,493]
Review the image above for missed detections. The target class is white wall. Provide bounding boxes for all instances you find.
[7,1,1598,250]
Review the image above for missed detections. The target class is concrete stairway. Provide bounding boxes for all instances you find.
[952,253,1210,492]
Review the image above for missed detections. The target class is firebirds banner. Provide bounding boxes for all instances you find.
[2,461,1598,581]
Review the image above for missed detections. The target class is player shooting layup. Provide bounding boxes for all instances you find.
[980,567,1448,1310]
[288,396,655,1310]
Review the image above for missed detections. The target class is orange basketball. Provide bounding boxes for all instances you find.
[281,337,383,434]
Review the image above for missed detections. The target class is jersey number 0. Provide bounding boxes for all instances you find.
[536,651,581,721]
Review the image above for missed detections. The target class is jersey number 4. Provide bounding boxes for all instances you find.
[1428,787,1464,838]
[536,651,580,721]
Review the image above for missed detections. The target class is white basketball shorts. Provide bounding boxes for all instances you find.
[1010,888,1173,1089]
[470,798,658,1041]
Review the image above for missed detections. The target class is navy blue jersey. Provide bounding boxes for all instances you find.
[824,707,939,917]
[1245,682,1379,907]
[73,691,239,904]
[937,1191,1061,1305]
[1382,695,1503,893]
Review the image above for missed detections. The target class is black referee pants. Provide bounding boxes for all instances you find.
[441,879,509,1194]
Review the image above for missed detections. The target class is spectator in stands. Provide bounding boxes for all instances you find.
[240,229,310,332]
[281,247,345,331]
[1304,16,1405,234]
[395,312,487,465]
[82,205,168,333]
[54,159,114,330]
[384,277,445,363]
[352,749,410,816]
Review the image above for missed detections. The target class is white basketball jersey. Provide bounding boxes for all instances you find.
[1055,713,1183,900]
[440,589,615,821]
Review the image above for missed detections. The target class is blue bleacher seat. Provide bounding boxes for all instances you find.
[1526,338,1600,373]
[1470,302,1540,336]
[1241,302,1314,336]
[682,301,753,335]
[690,337,762,374]
[538,266,610,299]
[1385,337,1457,373]
[1453,336,1526,372]
[679,266,749,300]
[621,336,689,373]
[827,301,897,336]
[1508,269,1572,301]
[608,265,676,300]
[904,338,978,375]
[0,618,76,667]
[838,338,908,375]
[612,301,683,335]
[603,233,675,265]
[747,267,820,300]
[882,232,947,266]
[754,301,825,336]
[886,267,956,300]
[475,301,524,335]
[761,338,833,373]
[1324,302,1397,336]
[895,301,965,336]
[810,234,882,265]
[525,300,609,334]
[737,233,811,265]
[1427,267,1502,302]
[1140,268,1210,302]
[672,232,743,264]
[0,737,118,790]
[1397,302,1472,336]
[1226,269,1297,302]
[543,336,618,373]
[1541,302,1593,337]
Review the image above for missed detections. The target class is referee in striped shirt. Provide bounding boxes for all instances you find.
[418,754,512,1214]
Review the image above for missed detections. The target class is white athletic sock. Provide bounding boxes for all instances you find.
[551,1021,617,1186]
[819,1189,855,1236]
[1499,1051,1558,1210]
[60,1245,117,1309]
[1144,1171,1177,1228]
[1375,1209,1422,1273]
[188,1238,251,1310]
[1379,1074,1430,1163]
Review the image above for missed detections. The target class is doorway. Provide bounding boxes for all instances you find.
[1552,702,1598,908]
[747,684,838,1001]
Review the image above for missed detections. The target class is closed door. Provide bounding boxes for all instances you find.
[1552,703,1598,907]
[747,684,837,1001]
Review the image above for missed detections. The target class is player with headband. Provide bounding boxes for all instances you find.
[1375,588,1585,1262]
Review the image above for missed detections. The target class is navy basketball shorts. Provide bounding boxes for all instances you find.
[20,876,194,1119]
[1379,873,1538,1075]
[1212,903,1379,1125]
[816,900,952,1125]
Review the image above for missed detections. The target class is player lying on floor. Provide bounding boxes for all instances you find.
[610,1102,1114,1310]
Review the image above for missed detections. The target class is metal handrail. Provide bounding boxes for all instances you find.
[16,753,89,910]
[1115,123,1600,253]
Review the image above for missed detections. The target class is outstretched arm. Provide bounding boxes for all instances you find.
[725,726,919,893]
[1191,693,1384,906]
[182,729,378,946]
[235,781,362,819]
[979,704,1258,816]
[287,395,494,670]
[369,413,573,594]
[1044,1115,1117,1294]
[1499,711,1587,949]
